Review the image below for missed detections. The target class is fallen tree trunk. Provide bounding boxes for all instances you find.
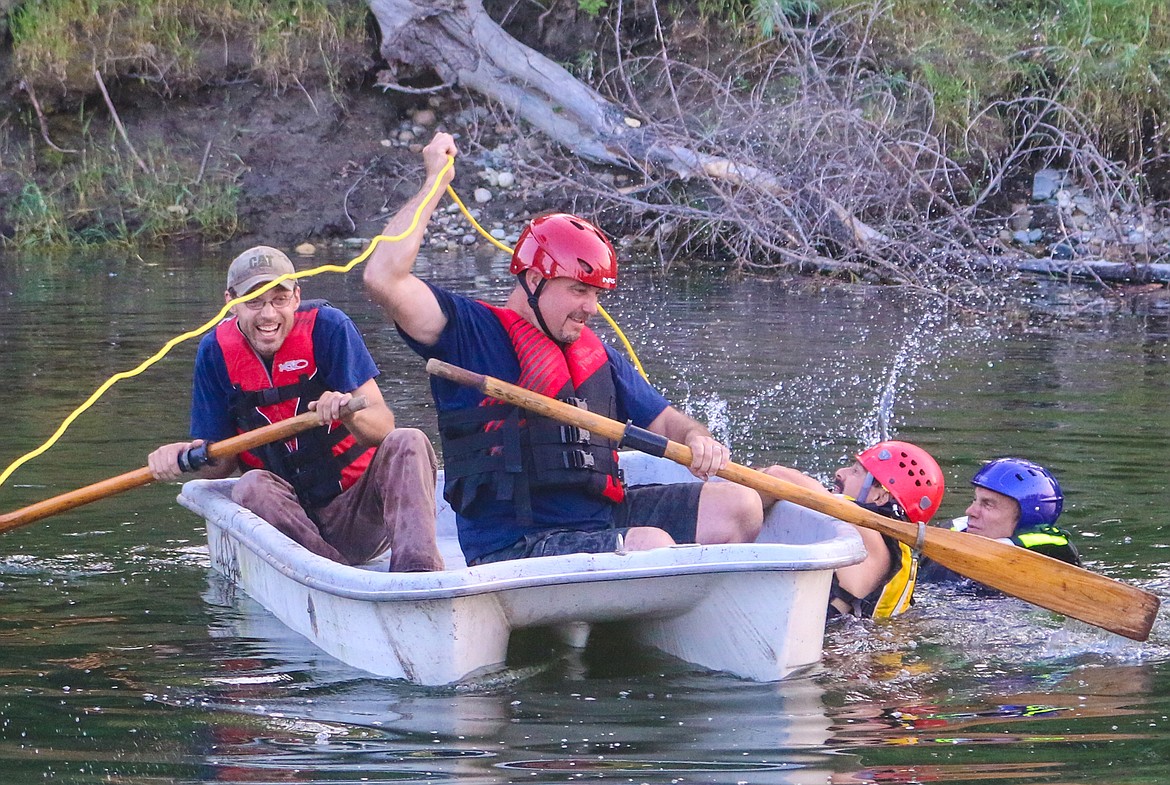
[1015,258,1170,284]
[963,254,1170,285]
[366,0,883,250]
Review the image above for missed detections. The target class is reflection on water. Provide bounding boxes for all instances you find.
[188,580,842,784]
[1,247,1170,783]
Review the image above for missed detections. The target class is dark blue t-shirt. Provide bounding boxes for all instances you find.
[397,283,670,561]
[190,303,379,442]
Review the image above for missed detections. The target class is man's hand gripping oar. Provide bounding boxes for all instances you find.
[425,358,1159,642]
[0,397,367,534]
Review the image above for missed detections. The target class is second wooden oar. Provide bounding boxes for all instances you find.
[425,358,1159,642]
[0,397,367,535]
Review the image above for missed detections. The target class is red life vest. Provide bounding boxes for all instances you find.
[437,305,624,523]
[216,303,373,508]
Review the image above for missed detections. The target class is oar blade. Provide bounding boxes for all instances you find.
[918,524,1159,641]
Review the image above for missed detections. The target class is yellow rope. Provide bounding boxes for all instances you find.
[1,157,646,487]
[445,185,648,379]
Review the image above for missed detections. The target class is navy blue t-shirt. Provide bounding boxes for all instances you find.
[397,283,670,562]
[190,303,379,442]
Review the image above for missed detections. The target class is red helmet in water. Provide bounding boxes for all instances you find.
[856,440,945,524]
[510,213,618,289]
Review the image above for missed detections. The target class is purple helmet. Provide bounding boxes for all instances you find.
[971,458,1063,530]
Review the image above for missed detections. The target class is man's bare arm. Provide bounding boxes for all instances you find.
[646,405,729,480]
[363,132,459,347]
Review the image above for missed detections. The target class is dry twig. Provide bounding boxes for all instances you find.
[18,80,78,154]
[94,69,149,173]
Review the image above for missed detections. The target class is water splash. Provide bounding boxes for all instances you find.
[694,393,732,450]
[860,308,952,447]
[731,296,993,475]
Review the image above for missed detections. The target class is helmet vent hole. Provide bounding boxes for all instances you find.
[578,259,594,274]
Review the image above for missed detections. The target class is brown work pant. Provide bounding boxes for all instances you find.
[231,428,444,571]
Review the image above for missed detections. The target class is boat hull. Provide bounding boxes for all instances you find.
[179,452,864,684]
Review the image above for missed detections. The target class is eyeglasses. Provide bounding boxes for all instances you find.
[239,292,295,310]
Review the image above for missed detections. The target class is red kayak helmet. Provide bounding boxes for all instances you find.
[510,213,618,290]
[857,440,945,523]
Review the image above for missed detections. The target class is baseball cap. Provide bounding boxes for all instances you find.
[226,246,297,295]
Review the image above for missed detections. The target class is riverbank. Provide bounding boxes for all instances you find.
[0,77,541,253]
[2,1,1168,295]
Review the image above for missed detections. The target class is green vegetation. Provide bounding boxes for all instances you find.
[9,0,370,98]
[820,0,1166,158]
[7,122,241,247]
[577,0,608,16]
[686,1,1167,159]
[4,0,368,247]
[691,0,820,33]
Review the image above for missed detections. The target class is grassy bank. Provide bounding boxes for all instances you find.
[915,0,1163,160]
[3,0,370,246]
[3,0,1167,258]
[730,0,1169,162]
[10,0,369,98]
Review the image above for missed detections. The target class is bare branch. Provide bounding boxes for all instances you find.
[18,80,78,154]
[93,69,149,174]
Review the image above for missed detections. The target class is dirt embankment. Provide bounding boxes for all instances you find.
[210,84,532,249]
[197,83,453,248]
[3,4,1166,281]
[1,66,541,254]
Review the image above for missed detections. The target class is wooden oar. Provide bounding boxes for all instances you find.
[0,397,367,534]
[426,358,1159,641]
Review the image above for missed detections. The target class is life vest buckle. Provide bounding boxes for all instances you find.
[563,450,595,469]
[560,424,591,444]
[256,387,284,407]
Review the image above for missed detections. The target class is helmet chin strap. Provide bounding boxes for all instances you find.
[856,472,875,505]
[518,273,561,344]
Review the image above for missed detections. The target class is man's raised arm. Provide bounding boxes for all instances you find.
[364,132,459,347]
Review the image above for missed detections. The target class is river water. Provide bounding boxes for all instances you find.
[1,246,1168,784]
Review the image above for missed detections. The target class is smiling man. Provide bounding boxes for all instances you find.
[363,132,763,566]
[919,457,1081,586]
[147,246,443,571]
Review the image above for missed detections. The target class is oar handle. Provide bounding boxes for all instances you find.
[425,358,1159,641]
[0,396,368,534]
[180,394,369,470]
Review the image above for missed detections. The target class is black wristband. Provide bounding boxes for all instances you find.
[618,422,669,457]
[178,443,215,473]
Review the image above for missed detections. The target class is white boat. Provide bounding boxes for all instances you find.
[177,452,864,685]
